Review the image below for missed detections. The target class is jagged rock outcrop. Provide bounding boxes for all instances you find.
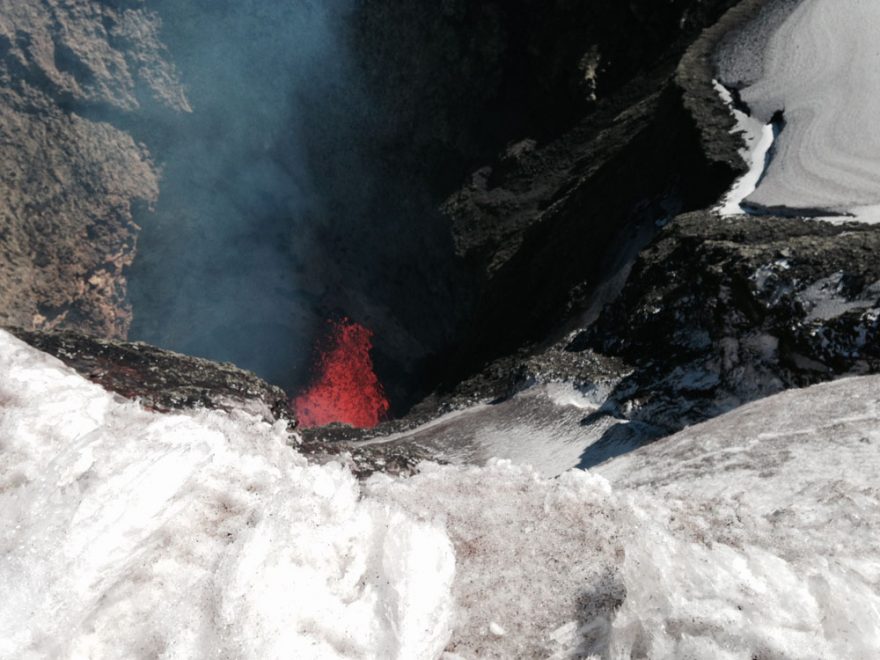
[573,213,880,431]
[6,326,290,422]
[0,0,187,338]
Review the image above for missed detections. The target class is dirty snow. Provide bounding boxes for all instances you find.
[0,331,454,659]
[2,329,880,658]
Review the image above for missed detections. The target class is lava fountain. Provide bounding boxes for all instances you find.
[293,318,390,428]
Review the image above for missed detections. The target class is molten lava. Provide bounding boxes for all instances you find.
[293,319,390,429]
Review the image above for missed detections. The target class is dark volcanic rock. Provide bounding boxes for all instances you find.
[298,435,436,481]
[6,326,291,422]
[440,79,723,378]
[572,213,880,431]
[413,0,756,386]
[354,0,743,183]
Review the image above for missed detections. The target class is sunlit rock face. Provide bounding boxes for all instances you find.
[0,0,188,338]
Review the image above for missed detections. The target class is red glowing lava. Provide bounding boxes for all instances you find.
[293,318,390,429]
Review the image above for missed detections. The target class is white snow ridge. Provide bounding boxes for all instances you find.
[0,331,455,659]
[2,328,880,659]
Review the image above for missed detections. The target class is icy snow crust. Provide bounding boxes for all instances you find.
[736,0,880,218]
[2,328,880,658]
[356,383,631,478]
[0,332,455,659]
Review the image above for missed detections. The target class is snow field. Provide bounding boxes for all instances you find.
[736,0,880,216]
[0,332,454,659]
[2,329,880,658]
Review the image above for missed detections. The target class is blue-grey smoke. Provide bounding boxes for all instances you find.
[127,0,361,391]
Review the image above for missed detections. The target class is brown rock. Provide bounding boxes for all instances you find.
[0,0,187,338]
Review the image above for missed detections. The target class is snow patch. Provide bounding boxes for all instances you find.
[714,80,776,216]
[800,273,880,322]
[358,384,617,478]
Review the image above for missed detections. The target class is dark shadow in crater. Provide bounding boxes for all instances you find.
[125,0,470,412]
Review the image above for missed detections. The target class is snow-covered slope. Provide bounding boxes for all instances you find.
[596,377,880,658]
[355,382,641,478]
[734,0,880,217]
[0,331,455,659]
[2,329,879,658]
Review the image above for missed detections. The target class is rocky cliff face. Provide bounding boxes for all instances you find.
[0,0,187,338]
[352,0,747,386]
[353,0,742,181]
